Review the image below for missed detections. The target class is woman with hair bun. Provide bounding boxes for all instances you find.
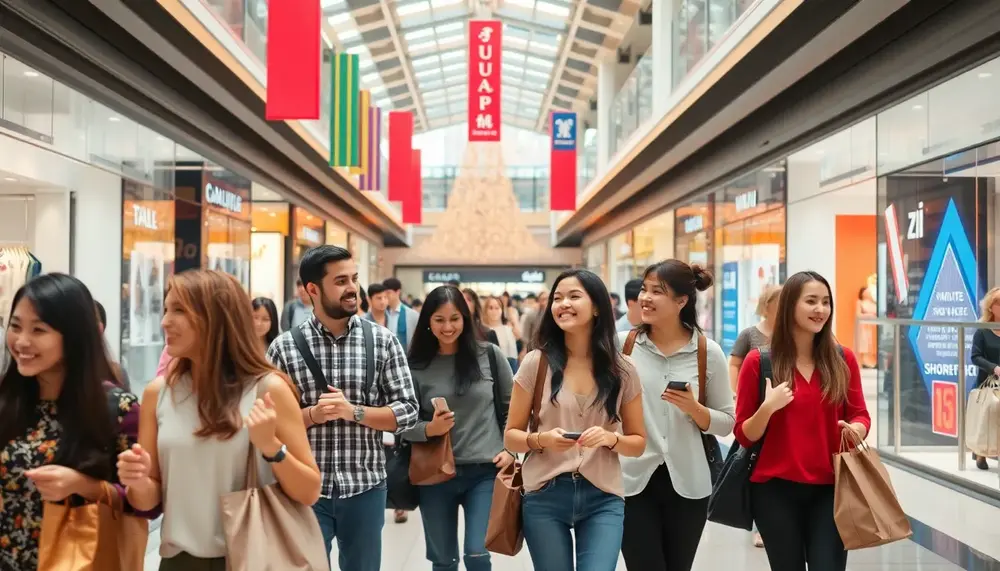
[619,260,735,571]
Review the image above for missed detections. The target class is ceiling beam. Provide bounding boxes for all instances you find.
[534,0,588,130]
[375,0,429,130]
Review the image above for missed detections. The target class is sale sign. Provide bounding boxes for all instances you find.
[931,380,958,437]
[468,20,501,142]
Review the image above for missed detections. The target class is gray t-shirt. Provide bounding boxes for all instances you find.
[731,325,770,358]
[401,343,513,464]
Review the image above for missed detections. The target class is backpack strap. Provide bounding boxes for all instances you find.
[697,333,708,406]
[758,348,773,408]
[360,319,375,397]
[622,329,639,356]
[487,345,506,430]
[291,324,329,393]
[529,352,548,432]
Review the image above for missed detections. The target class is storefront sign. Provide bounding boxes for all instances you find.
[906,198,979,437]
[720,263,739,355]
[467,20,501,142]
[682,215,704,234]
[132,204,159,230]
[300,227,322,244]
[204,181,244,214]
[734,191,758,213]
[423,268,548,284]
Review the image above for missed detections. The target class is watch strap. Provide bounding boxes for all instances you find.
[262,444,288,463]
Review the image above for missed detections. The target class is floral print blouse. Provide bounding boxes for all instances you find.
[0,387,141,570]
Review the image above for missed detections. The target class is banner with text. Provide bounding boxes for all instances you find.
[550,111,577,211]
[468,20,501,142]
[388,111,413,202]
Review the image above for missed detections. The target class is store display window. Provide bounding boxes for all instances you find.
[251,202,289,303]
[203,172,251,290]
[326,221,348,247]
[633,210,675,270]
[121,180,176,393]
[712,163,787,353]
[675,201,715,337]
[585,242,609,284]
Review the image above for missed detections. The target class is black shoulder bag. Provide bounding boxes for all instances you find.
[707,348,772,531]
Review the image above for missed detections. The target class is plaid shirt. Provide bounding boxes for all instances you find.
[267,315,418,498]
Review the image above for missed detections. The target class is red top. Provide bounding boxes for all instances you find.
[733,347,871,485]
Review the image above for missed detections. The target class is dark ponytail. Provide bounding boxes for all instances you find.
[639,259,713,332]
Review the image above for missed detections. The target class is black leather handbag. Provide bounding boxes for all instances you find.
[707,349,771,530]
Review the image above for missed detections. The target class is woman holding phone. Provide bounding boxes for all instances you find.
[618,260,735,571]
[401,285,514,571]
[734,271,870,571]
[504,269,646,571]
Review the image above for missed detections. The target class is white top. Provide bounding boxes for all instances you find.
[156,375,274,558]
[490,324,518,359]
[618,330,735,499]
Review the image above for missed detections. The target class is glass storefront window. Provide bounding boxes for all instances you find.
[250,202,288,303]
[203,171,252,289]
[121,180,176,394]
[633,211,675,270]
[675,202,715,336]
[325,221,348,247]
[585,242,609,284]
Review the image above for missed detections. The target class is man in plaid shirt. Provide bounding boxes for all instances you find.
[267,245,418,571]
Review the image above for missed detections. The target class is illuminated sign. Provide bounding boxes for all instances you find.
[132,204,159,230]
[205,181,244,214]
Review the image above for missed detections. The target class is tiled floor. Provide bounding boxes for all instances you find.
[144,510,965,571]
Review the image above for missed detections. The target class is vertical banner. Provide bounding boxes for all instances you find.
[330,53,360,167]
[265,0,320,120]
[549,111,577,211]
[468,20,501,142]
[720,262,739,355]
[403,149,422,224]
[359,106,382,191]
[350,90,372,175]
[388,111,413,202]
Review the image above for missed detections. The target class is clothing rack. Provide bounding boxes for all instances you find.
[0,195,33,246]
[0,242,42,327]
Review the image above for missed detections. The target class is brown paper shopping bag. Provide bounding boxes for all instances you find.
[833,429,912,550]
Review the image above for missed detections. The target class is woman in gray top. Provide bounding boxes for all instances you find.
[727,283,780,549]
[401,285,515,571]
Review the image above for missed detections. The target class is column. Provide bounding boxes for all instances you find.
[596,58,617,172]
[651,0,674,116]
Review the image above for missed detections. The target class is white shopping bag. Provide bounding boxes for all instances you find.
[966,377,1000,458]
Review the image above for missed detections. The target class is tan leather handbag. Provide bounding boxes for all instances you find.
[409,432,457,485]
[37,481,148,571]
[220,447,330,571]
[485,352,547,556]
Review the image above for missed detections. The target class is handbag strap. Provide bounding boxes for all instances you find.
[487,345,506,430]
[529,352,547,432]
[697,333,707,406]
[622,329,639,355]
[291,319,375,401]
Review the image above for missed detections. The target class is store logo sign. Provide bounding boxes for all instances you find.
[427,271,462,283]
[683,216,704,234]
[132,204,159,230]
[906,201,925,240]
[735,191,758,213]
[300,227,322,244]
[520,270,545,283]
[205,182,244,214]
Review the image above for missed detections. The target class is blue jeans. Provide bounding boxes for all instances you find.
[311,483,387,571]
[521,473,625,571]
[418,463,497,571]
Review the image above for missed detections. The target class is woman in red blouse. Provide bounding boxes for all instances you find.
[734,271,870,571]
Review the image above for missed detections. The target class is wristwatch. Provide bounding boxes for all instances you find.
[353,405,366,423]
[262,444,288,464]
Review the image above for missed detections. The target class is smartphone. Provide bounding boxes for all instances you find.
[666,381,690,391]
[431,397,450,413]
[562,432,582,440]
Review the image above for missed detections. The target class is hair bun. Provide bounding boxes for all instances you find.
[691,265,714,291]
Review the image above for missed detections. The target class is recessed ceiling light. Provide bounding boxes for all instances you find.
[979,72,993,79]
[23,71,39,78]
[109,116,121,122]
[912,104,923,111]
[4,177,17,182]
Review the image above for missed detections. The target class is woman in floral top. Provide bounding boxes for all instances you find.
[0,273,144,570]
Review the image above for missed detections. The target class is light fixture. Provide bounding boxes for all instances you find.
[912,104,923,111]
[979,72,993,79]
[269,212,277,217]
[109,116,121,122]
[3,177,17,182]
[23,71,39,78]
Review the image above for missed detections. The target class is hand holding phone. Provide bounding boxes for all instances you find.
[431,397,450,413]
[666,381,690,392]
[562,431,582,440]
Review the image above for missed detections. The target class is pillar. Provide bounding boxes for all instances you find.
[596,58,617,172]
[651,0,674,116]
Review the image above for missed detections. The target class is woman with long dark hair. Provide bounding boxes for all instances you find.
[734,271,870,571]
[0,273,147,569]
[504,269,646,571]
[619,260,734,571]
[116,270,320,570]
[251,296,280,351]
[401,285,514,571]
[462,288,501,346]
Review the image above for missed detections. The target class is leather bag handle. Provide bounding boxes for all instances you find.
[697,333,707,406]
[529,352,547,432]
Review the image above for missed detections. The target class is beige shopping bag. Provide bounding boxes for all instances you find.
[966,377,1000,458]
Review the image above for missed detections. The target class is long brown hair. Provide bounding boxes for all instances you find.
[769,271,849,403]
[166,270,293,439]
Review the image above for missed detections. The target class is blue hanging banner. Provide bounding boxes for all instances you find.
[720,262,740,356]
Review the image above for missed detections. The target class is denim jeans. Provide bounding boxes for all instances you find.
[418,463,498,571]
[521,473,625,571]
[311,482,387,571]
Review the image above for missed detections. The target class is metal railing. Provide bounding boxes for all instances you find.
[859,317,1000,489]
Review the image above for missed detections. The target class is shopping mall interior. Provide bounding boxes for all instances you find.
[2,0,1000,569]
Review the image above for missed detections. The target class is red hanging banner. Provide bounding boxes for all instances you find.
[468,20,501,142]
[265,0,321,120]
[403,149,423,224]
[388,111,413,202]
[549,111,578,211]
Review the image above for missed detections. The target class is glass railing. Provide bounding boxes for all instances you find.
[861,316,1000,496]
[610,47,654,157]
[421,165,550,213]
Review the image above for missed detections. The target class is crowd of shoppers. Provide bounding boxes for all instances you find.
[0,247,883,571]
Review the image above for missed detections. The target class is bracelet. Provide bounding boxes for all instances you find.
[527,433,541,451]
[307,406,318,425]
[608,433,620,450]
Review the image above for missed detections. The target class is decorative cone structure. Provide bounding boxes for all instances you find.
[414,142,551,264]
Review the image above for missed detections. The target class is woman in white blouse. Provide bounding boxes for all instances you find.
[483,296,519,372]
[618,260,736,571]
